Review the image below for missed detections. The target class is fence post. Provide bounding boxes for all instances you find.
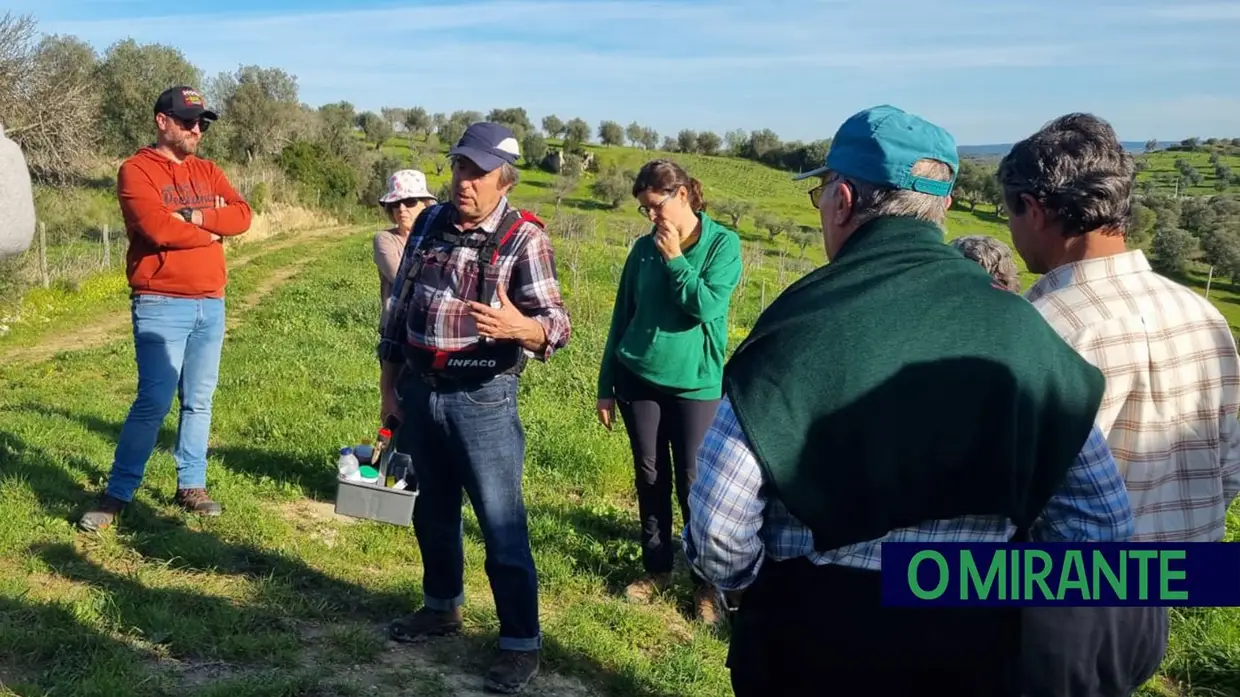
[102,224,112,268]
[38,221,49,289]
[761,280,767,310]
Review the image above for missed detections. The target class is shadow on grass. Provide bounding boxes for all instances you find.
[0,433,169,697]
[210,444,340,501]
[564,198,613,212]
[0,423,116,521]
[425,631,688,697]
[0,429,403,694]
[2,430,723,697]
[7,403,340,502]
[0,594,161,697]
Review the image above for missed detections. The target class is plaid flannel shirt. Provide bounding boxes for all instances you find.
[377,197,570,364]
[683,398,1134,592]
[1026,249,1240,542]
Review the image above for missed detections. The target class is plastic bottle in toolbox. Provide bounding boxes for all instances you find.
[337,447,359,478]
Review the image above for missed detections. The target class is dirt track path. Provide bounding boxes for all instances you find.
[0,226,351,366]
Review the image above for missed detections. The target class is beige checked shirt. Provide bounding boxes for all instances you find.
[1026,249,1240,541]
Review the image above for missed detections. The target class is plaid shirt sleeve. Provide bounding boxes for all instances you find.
[1029,423,1134,542]
[684,398,769,592]
[508,223,571,361]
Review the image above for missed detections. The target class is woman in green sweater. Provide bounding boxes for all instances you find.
[596,159,743,624]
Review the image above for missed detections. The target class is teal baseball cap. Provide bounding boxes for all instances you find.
[793,104,959,197]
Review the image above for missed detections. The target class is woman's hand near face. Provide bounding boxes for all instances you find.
[654,219,682,261]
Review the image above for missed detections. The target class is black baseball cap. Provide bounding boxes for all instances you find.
[154,86,218,122]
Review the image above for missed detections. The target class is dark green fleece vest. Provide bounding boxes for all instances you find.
[722,216,1105,552]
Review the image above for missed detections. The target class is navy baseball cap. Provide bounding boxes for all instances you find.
[793,104,958,197]
[154,85,218,122]
[449,122,521,172]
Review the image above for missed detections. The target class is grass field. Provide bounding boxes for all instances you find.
[1138,149,1240,196]
[1,140,1238,697]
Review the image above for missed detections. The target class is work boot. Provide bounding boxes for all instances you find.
[175,488,222,516]
[694,585,721,626]
[388,606,463,643]
[78,493,127,532]
[624,572,672,603]
[484,649,540,694]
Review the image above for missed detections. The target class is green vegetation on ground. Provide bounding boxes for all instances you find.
[2,145,1239,697]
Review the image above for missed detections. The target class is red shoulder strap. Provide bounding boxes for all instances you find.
[516,209,543,228]
[488,208,541,264]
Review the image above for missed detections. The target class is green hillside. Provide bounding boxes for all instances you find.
[1139,150,1240,196]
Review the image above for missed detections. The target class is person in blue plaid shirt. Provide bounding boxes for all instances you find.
[682,106,1135,697]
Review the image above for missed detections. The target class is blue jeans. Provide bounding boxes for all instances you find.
[105,295,225,502]
[395,370,540,651]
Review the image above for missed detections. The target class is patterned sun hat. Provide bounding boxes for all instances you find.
[378,169,436,204]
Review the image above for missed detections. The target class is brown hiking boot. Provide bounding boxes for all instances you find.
[388,606,463,643]
[623,572,672,603]
[175,488,222,516]
[78,493,127,532]
[484,649,540,694]
[694,586,721,626]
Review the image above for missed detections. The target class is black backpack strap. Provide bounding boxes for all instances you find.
[383,204,445,337]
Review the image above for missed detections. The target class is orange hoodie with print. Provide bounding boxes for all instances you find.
[118,147,253,299]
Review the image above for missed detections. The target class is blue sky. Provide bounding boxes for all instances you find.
[14,0,1239,144]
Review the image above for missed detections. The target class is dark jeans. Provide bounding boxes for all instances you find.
[614,365,720,580]
[395,369,540,651]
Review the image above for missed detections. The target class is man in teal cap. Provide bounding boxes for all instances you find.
[682,105,1134,696]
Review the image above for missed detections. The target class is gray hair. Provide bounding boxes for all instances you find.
[448,154,520,189]
[949,235,1021,293]
[499,162,520,188]
[834,158,955,229]
[996,112,1134,238]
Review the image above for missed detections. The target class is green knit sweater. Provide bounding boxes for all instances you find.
[598,212,742,401]
[723,216,1105,551]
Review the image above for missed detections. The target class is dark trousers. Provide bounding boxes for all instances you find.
[1021,606,1169,697]
[395,370,540,651]
[728,558,1023,697]
[614,365,720,580]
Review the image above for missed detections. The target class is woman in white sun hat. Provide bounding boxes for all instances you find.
[374,169,437,310]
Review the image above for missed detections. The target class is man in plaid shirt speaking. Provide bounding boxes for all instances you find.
[377,121,570,694]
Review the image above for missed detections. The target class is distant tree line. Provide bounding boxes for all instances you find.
[2,9,1235,235]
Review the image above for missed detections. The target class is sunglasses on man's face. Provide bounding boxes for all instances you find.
[164,113,210,133]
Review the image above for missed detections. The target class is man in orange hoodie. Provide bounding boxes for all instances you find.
[80,85,253,532]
